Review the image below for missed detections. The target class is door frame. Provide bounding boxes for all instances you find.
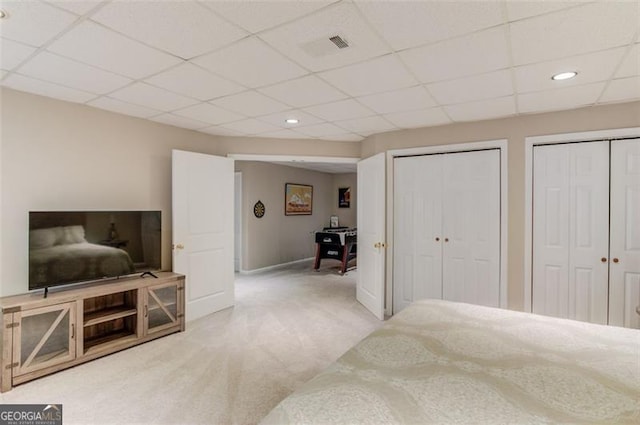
[387,139,509,315]
[523,127,640,312]
[234,171,243,273]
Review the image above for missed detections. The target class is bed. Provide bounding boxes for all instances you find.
[29,226,135,287]
[261,299,640,424]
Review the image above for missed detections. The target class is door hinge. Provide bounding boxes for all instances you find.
[177,313,184,318]
[5,362,18,370]
[177,287,185,292]
[5,322,19,329]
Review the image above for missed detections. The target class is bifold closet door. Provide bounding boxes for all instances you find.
[442,149,500,307]
[532,141,609,324]
[609,138,640,328]
[393,155,443,313]
[393,149,500,313]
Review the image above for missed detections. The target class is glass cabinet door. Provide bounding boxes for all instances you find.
[12,303,76,376]
[145,283,182,334]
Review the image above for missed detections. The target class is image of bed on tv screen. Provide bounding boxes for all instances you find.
[29,211,161,290]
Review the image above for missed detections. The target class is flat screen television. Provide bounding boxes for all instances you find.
[29,211,162,291]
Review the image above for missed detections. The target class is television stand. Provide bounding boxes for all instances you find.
[0,272,185,392]
[140,271,158,279]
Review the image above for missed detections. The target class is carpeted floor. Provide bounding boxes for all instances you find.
[0,262,382,424]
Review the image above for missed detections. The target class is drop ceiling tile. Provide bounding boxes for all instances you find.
[295,123,350,137]
[19,51,132,94]
[599,76,640,104]
[319,55,417,97]
[109,82,198,111]
[1,38,37,70]
[258,129,311,140]
[303,99,374,121]
[518,82,605,113]
[427,70,513,105]
[514,48,626,94]
[0,1,77,47]
[357,86,436,114]
[87,97,161,119]
[47,21,182,79]
[145,63,244,101]
[356,0,503,50]
[259,75,347,108]
[335,115,396,135]
[46,1,104,16]
[220,118,281,135]
[173,103,245,126]
[192,37,308,88]
[383,107,451,129]
[510,2,639,66]
[445,96,516,122]
[199,126,247,137]
[260,2,390,72]
[1,73,95,103]
[150,113,210,130]
[203,0,335,33]
[399,26,510,84]
[615,44,639,79]
[211,91,290,116]
[257,110,324,128]
[506,1,588,22]
[91,1,247,59]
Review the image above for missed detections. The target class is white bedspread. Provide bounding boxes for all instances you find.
[262,299,640,424]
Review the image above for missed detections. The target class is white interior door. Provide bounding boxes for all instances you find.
[442,150,501,307]
[393,155,443,313]
[172,150,234,322]
[532,142,609,323]
[609,138,640,328]
[357,153,386,320]
[234,172,242,273]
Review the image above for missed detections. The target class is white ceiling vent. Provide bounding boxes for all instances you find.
[300,34,350,58]
[329,35,349,49]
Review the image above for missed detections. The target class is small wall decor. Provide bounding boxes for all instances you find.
[285,183,313,215]
[253,200,265,218]
[338,187,351,208]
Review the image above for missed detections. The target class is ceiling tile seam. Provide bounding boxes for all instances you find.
[593,32,640,105]
[191,0,249,43]
[156,113,213,129]
[3,70,101,97]
[509,41,639,69]
[247,0,343,37]
[89,95,165,118]
[500,1,520,115]
[503,1,596,25]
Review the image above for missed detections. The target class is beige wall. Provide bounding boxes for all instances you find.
[0,88,359,296]
[331,173,357,228]
[361,101,640,311]
[235,161,335,270]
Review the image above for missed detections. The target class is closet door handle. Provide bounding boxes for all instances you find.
[612,258,619,264]
[435,237,440,242]
[601,257,607,263]
[444,238,449,242]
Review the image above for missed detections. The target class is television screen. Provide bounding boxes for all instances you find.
[29,211,161,291]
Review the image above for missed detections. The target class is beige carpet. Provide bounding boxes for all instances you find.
[0,262,382,424]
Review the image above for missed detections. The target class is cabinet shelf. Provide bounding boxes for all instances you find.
[84,307,137,327]
[84,330,137,354]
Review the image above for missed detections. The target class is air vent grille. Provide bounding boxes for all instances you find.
[329,35,349,49]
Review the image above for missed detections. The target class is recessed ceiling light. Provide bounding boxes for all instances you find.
[0,9,7,19]
[285,118,299,124]
[551,71,577,81]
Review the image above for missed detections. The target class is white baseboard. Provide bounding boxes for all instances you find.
[239,257,315,275]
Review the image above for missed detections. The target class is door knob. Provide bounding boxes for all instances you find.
[444,238,449,242]
[435,237,440,241]
[612,258,619,263]
[601,257,607,263]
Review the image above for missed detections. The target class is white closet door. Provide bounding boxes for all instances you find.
[442,150,501,307]
[532,142,609,323]
[393,155,443,313]
[609,138,640,328]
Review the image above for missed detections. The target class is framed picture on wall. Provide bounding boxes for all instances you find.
[338,187,351,208]
[285,183,313,215]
